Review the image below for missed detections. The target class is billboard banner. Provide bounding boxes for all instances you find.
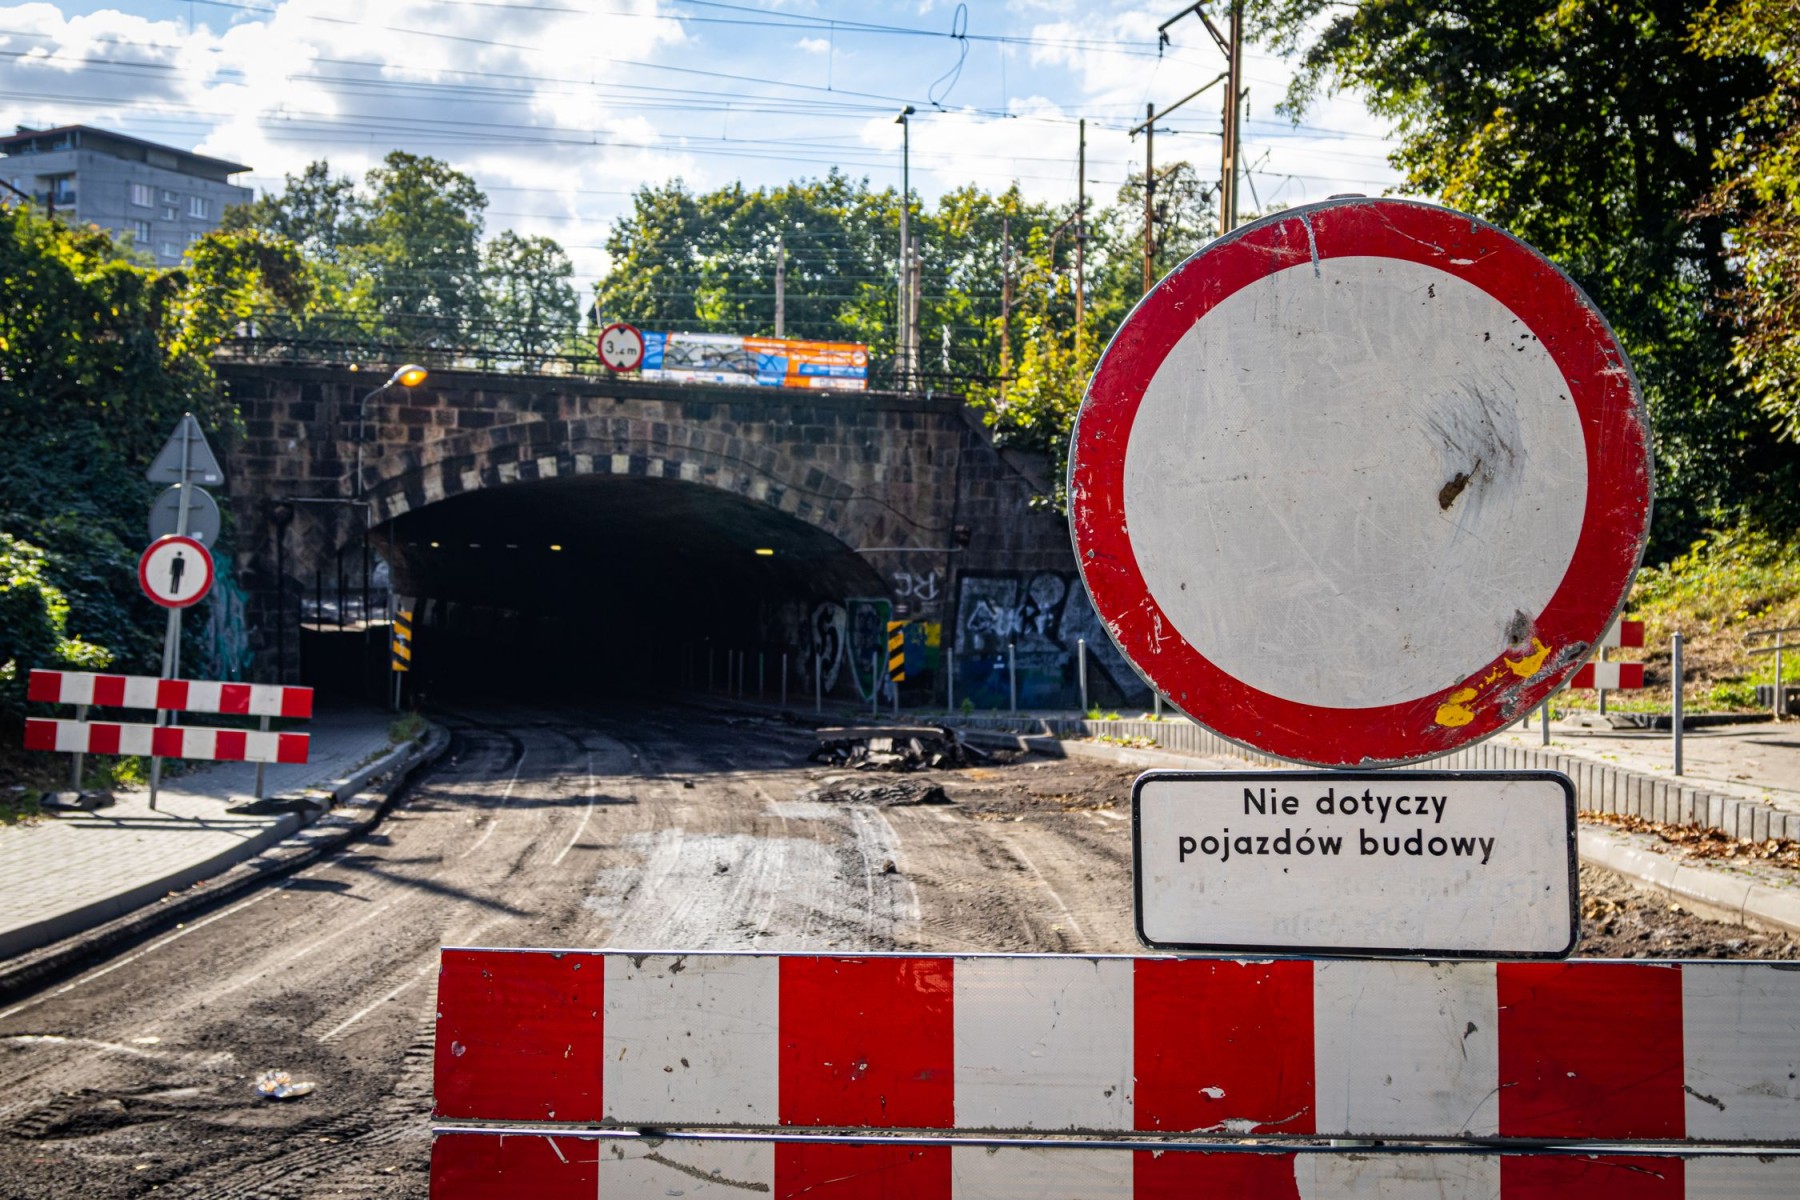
[640,332,867,391]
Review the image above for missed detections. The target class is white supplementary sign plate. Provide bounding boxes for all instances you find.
[1133,770,1577,958]
[1070,198,1652,768]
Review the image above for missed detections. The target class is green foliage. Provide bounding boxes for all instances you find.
[1250,0,1800,556]
[0,203,303,720]
[1697,0,1800,439]
[482,231,579,371]
[1629,525,1800,624]
[226,154,581,359]
[0,532,112,713]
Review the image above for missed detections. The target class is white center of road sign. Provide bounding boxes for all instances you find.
[138,535,213,608]
[1124,256,1589,710]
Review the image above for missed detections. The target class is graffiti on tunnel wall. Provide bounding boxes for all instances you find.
[955,572,1149,709]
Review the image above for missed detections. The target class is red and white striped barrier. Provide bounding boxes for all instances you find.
[24,718,308,764]
[1598,618,1646,649]
[1569,661,1646,690]
[429,1135,1795,1198]
[27,669,313,718]
[431,951,1800,1195]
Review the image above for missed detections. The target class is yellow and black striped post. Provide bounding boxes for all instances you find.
[391,608,413,674]
[886,620,907,684]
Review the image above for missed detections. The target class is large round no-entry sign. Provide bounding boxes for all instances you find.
[1070,199,1651,768]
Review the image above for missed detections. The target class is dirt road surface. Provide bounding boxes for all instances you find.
[1,704,1792,1198]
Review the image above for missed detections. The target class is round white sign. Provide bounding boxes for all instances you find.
[138,535,214,609]
[598,322,646,372]
[1069,199,1652,768]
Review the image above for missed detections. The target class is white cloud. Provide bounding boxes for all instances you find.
[795,36,831,55]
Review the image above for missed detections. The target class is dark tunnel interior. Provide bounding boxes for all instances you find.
[354,474,891,703]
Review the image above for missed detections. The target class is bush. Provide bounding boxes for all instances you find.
[0,532,111,722]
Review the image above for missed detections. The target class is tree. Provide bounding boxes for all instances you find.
[1698,0,1800,439]
[483,231,579,371]
[1250,0,1800,553]
[0,203,305,713]
[357,152,488,348]
[220,160,362,264]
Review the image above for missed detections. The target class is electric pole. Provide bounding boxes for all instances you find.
[1000,216,1013,400]
[1143,101,1155,296]
[1221,0,1243,235]
[907,235,922,386]
[774,235,786,339]
[1075,118,1086,352]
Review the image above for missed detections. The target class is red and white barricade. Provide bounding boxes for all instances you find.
[1571,618,1647,694]
[1569,661,1646,690]
[431,950,1800,1197]
[25,669,311,765]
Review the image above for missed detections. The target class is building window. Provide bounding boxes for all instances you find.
[161,204,177,221]
[188,196,209,219]
[131,219,152,241]
[161,189,177,204]
[160,241,179,259]
[130,182,152,207]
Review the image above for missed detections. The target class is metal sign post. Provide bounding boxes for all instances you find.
[141,414,224,810]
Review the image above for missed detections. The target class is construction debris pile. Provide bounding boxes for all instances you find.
[809,725,987,771]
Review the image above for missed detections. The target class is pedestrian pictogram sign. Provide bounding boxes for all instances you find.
[392,608,413,673]
[598,322,645,372]
[1069,198,1652,768]
[137,535,213,609]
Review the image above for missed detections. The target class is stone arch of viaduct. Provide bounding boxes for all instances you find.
[216,363,1145,708]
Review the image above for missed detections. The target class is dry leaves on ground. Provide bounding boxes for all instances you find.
[1583,811,1800,869]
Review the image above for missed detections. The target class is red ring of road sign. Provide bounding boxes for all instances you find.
[597,322,645,372]
[1070,199,1651,768]
[138,534,215,609]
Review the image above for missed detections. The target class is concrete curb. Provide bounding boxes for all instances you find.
[1577,826,1800,937]
[0,724,451,1003]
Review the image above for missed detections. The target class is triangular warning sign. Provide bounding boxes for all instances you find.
[145,414,225,486]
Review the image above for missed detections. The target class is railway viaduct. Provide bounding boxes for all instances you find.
[215,363,1149,709]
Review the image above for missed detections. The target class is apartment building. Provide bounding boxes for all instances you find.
[0,125,252,266]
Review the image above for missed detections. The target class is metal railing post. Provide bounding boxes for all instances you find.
[1541,698,1551,745]
[815,653,822,714]
[1078,638,1089,714]
[1672,631,1685,776]
[1008,642,1018,714]
[946,647,955,713]
[781,652,788,708]
[870,648,879,716]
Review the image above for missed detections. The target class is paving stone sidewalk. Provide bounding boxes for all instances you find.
[0,704,398,959]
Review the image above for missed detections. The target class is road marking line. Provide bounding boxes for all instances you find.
[318,915,505,1043]
[458,749,527,860]
[551,752,597,866]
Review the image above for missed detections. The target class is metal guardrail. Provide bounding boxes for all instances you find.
[1745,625,1800,719]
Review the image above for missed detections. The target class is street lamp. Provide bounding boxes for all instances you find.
[894,106,914,390]
[353,363,429,501]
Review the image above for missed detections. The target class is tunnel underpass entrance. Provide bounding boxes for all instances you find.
[376,474,902,706]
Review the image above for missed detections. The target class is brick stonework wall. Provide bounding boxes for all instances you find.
[218,364,1138,701]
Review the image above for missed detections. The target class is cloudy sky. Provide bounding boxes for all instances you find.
[0,0,1408,293]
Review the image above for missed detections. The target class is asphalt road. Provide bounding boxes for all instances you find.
[0,703,1144,1199]
[3,703,1790,1199]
